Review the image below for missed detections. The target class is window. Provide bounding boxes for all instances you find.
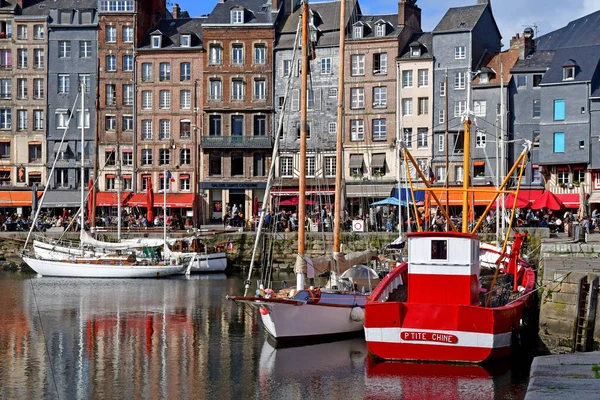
[438,109,445,125]
[351,119,364,141]
[373,87,387,108]
[106,55,116,71]
[55,169,68,188]
[328,122,337,134]
[306,156,315,177]
[532,99,541,118]
[307,89,316,110]
[438,134,445,152]
[231,152,244,176]
[0,142,9,161]
[17,49,27,68]
[123,116,133,131]
[17,25,27,40]
[152,35,161,48]
[231,115,244,135]
[402,70,413,88]
[106,26,116,42]
[159,149,170,165]
[403,128,413,148]
[120,25,134,42]
[0,79,11,99]
[280,156,293,177]
[455,46,466,59]
[455,166,464,182]
[533,74,543,87]
[29,143,42,162]
[436,166,447,183]
[554,99,565,121]
[254,44,266,64]
[351,55,365,76]
[209,44,222,65]
[282,59,292,76]
[159,90,170,109]
[34,110,44,130]
[231,9,244,24]
[105,150,116,166]
[141,149,152,165]
[351,88,364,109]
[455,72,466,89]
[17,110,27,130]
[253,153,265,177]
[353,26,363,39]
[376,23,385,37]
[123,54,133,71]
[180,90,191,109]
[575,169,586,183]
[417,128,428,148]
[479,73,489,84]
[411,45,421,57]
[159,120,170,139]
[209,115,221,136]
[209,79,222,100]
[517,75,527,87]
[34,49,44,69]
[180,120,191,138]
[553,132,565,153]
[0,109,11,130]
[105,84,116,105]
[58,74,70,93]
[180,62,190,81]
[231,79,244,100]
[476,131,486,148]
[55,111,69,129]
[123,84,133,106]
[79,41,92,58]
[418,69,429,87]
[159,63,170,81]
[58,41,71,58]
[77,109,90,128]
[33,25,44,40]
[253,115,266,136]
[142,63,152,81]
[373,53,387,74]
[563,66,575,80]
[141,120,152,139]
[254,79,266,100]
[402,98,413,116]
[232,44,244,65]
[105,115,116,131]
[418,97,428,115]
[328,88,337,98]
[209,153,222,175]
[324,156,335,177]
[121,175,132,191]
[78,74,90,93]
[440,81,446,97]
[556,169,569,185]
[454,100,466,117]
[473,100,486,117]
[141,91,152,109]
[179,148,191,165]
[373,119,386,141]
[321,57,332,74]
[122,151,133,166]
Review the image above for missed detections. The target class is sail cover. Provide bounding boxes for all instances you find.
[80,230,164,249]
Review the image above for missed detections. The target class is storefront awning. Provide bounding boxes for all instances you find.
[95,192,136,207]
[271,187,335,196]
[588,192,600,204]
[371,154,386,169]
[53,142,69,153]
[346,184,393,198]
[349,154,364,168]
[427,189,499,206]
[41,191,81,208]
[0,191,40,207]
[128,193,196,208]
[555,193,580,208]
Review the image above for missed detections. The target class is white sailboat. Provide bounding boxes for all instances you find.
[22,83,190,278]
[229,0,377,343]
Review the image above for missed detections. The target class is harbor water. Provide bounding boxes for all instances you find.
[0,271,530,399]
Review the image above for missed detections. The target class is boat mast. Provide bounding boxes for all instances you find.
[395,62,403,237]
[295,0,309,291]
[80,81,86,243]
[333,0,346,255]
[117,134,121,241]
[462,68,472,233]
[163,168,168,258]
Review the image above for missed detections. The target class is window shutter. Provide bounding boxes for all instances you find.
[278,59,283,77]
[292,89,299,111]
[315,89,321,110]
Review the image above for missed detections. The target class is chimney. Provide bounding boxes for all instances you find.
[477,0,490,4]
[510,28,535,60]
[398,0,422,32]
[272,0,278,11]
[172,3,180,19]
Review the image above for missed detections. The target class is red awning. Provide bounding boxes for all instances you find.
[95,192,136,207]
[555,193,580,208]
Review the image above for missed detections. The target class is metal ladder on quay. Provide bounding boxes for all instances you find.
[573,276,599,352]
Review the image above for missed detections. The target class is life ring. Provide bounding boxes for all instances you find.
[308,287,321,304]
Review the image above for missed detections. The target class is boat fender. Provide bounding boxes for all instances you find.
[308,287,321,304]
[350,306,365,322]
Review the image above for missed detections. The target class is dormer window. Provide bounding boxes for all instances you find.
[231,9,243,24]
[180,35,191,48]
[310,28,317,43]
[479,73,489,84]
[152,35,161,48]
[411,47,420,57]
[375,23,385,37]
[563,66,575,80]
[353,25,363,39]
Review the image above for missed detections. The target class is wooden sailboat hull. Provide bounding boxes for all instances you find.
[22,256,187,278]
[180,252,228,273]
[231,291,367,343]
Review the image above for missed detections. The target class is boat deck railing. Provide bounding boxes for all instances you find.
[33,234,80,248]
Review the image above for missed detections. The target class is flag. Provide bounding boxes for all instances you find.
[166,171,175,182]
[226,240,234,251]
[429,167,436,183]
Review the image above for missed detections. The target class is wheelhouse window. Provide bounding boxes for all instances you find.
[431,240,448,260]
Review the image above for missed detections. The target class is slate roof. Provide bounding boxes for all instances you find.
[21,0,96,16]
[0,0,16,13]
[536,10,600,50]
[510,50,555,73]
[433,4,487,33]
[139,17,205,50]
[347,13,398,41]
[398,32,433,60]
[204,0,275,25]
[540,45,600,84]
[473,49,519,86]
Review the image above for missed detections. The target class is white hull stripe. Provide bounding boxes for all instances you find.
[365,327,512,349]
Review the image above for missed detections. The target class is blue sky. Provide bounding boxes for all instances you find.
[178,0,597,44]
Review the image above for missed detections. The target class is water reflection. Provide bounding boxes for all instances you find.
[0,271,528,400]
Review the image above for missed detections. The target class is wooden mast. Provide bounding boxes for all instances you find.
[333,0,346,254]
[294,0,309,290]
[461,68,472,233]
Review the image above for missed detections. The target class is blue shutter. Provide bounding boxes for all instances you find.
[554,100,565,121]
[554,132,565,153]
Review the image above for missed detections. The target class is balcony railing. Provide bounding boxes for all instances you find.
[202,135,273,149]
